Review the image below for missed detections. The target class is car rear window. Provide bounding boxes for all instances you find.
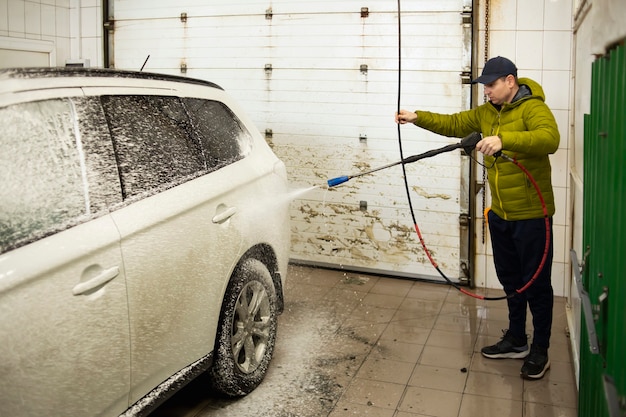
[183,98,252,169]
[0,99,88,254]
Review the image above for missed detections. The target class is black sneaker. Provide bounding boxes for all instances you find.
[521,345,550,379]
[481,329,529,359]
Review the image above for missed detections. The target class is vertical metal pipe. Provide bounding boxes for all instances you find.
[102,0,114,68]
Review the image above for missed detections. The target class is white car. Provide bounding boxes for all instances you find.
[0,67,290,417]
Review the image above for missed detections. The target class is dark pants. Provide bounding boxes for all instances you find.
[488,210,554,349]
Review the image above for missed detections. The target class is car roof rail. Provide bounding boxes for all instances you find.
[0,67,224,90]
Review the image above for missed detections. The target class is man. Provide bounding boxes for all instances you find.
[395,56,559,380]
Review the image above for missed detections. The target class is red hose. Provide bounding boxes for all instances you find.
[408,153,551,301]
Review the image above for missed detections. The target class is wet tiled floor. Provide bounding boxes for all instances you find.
[152,264,578,417]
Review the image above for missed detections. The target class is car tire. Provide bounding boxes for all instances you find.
[209,258,278,396]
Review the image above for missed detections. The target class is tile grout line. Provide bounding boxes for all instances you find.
[393,282,452,417]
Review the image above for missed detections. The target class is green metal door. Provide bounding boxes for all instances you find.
[577,42,626,417]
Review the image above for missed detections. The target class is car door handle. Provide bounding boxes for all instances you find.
[212,206,237,224]
[72,266,120,296]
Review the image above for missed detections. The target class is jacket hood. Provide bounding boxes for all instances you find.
[517,77,546,102]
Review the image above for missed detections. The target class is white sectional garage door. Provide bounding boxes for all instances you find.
[112,0,473,283]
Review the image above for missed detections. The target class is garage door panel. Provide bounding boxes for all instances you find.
[265,1,464,14]
[114,1,269,19]
[291,236,456,278]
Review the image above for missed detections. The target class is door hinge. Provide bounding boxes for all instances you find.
[459,260,470,284]
[461,10,472,25]
[103,19,115,32]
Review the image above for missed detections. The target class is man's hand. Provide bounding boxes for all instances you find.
[395,110,417,124]
[476,135,503,156]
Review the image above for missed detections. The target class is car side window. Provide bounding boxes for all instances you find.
[101,95,205,200]
[0,99,88,254]
[183,98,252,170]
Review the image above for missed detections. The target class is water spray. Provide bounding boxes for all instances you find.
[327,132,482,188]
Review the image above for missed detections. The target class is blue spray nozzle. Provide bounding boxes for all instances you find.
[327,176,349,187]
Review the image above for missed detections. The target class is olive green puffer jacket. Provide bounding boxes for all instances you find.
[413,77,559,221]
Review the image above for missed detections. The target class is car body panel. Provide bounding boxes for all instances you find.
[0,67,290,416]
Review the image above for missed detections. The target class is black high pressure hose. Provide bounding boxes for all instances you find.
[392,0,551,301]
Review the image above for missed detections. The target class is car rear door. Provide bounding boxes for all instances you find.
[94,91,248,404]
[0,94,131,417]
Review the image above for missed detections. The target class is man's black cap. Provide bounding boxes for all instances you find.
[471,56,518,84]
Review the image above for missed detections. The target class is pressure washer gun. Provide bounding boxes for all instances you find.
[327,131,482,187]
